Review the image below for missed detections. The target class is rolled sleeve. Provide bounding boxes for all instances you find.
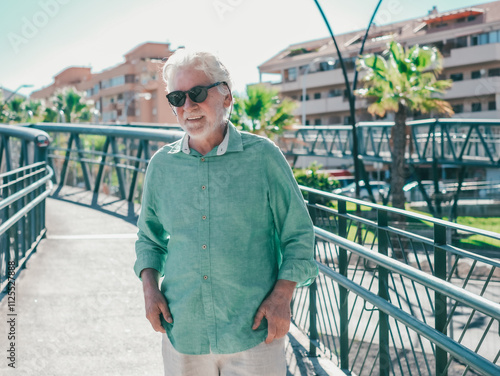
[263,141,318,287]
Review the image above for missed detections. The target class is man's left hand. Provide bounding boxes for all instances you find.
[252,279,297,344]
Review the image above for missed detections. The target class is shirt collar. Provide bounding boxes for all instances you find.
[172,121,243,156]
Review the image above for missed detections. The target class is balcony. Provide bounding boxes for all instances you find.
[444,76,500,99]
[444,43,500,68]
[296,96,368,116]
[275,69,356,93]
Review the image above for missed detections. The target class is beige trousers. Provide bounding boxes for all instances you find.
[162,334,286,376]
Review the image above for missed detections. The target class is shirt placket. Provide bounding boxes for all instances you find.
[198,156,217,351]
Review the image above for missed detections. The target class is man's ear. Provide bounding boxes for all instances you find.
[224,92,232,108]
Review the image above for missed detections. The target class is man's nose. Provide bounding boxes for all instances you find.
[183,95,198,110]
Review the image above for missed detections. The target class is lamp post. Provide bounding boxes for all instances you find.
[123,92,152,123]
[301,57,335,126]
[4,84,34,103]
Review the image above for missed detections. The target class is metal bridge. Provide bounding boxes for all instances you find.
[1,122,499,376]
[279,119,500,218]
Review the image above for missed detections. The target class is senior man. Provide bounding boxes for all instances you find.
[134,49,318,376]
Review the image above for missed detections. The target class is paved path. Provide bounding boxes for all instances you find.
[0,187,342,376]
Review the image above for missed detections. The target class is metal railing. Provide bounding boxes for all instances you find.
[0,162,53,292]
[279,119,500,218]
[294,186,500,376]
[0,124,50,173]
[29,123,183,202]
[0,125,52,293]
[279,119,500,167]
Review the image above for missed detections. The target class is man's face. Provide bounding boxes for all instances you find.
[171,67,230,140]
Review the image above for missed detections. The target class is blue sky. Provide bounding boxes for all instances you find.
[0,0,491,97]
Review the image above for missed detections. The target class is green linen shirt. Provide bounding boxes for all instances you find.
[134,122,318,355]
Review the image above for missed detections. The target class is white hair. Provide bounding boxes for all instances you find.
[163,49,233,96]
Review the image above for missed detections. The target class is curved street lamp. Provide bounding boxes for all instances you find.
[313,0,383,200]
[301,56,335,126]
[4,84,34,103]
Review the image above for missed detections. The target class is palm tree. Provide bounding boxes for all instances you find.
[23,100,43,122]
[356,40,453,209]
[231,84,298,139]
[45,87,93,123]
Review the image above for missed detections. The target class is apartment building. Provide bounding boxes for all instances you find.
[31,42,178,124]
[258,1,500,125]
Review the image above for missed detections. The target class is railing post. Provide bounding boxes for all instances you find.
[432,120,442,218]
[34,134,50,164]
[338,200,349,371]
[307,193,319,357]
[377,210,390,376]
[434,223,448,376]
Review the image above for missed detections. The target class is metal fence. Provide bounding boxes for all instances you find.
[0,125,53,293]
[0,124,50,173]
[0,162,53,292]
[30,123,183,202]
[294,186,500,376]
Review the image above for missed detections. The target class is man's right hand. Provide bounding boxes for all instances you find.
[141,268,172,333]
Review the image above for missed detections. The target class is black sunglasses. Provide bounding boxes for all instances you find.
[166,81,227,107]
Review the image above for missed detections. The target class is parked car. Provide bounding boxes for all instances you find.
[333,181,390,202]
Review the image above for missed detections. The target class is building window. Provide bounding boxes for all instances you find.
[471,32,490,46]
[328,89,342,97]
[450,73,463,82]
[328,116,340,124]
[300,94,310,101]
[314,92,321,100]
[125,74,135,83]
[471,70,481,79]
[285,67,297,82]
[452,104,464,113]
[305,120,310,126]
[471,102,482,112]
[488,101,497,111]
[319,61,335,71]
[314,118,322,125]
[488,68,500,77]
[101,75,125,89]
[468,16,476,22]
[490,30,499,44]
[456,36,467,48]
[343,57,356,71]
[344,116,352,125]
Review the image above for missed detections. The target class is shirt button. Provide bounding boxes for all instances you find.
[202,244,207,249]
[202,185,206,190]
[201,158,205,162]
[202,215,207,220]
[203,275,208,280]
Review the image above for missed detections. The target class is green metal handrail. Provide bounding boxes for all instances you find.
[28,123,183,202]
[296,185,500,376]
[0,162,53,293]
[0,124,50,172]
[318,263,500,376]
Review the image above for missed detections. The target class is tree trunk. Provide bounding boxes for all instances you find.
[390,103,407,210]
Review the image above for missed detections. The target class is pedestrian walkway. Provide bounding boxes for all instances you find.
[0,187,342,376]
